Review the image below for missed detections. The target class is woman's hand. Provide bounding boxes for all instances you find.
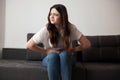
[64,47,74,53]
[45,48,60,54]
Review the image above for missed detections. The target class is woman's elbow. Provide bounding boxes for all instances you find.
[88,41,91,48]
[86,40,91,48]
[26,40,35,49]
[82,40,91,50]
[26,42,32,49]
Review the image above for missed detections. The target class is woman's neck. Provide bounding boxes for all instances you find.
[55,24,63,32]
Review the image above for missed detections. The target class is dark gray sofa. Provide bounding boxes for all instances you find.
[0,34,120,80]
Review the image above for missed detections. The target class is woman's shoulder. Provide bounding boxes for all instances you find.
[37,26,48,33]
[35,26,48,36]
[69,23,78,30]
[40,26,47,31]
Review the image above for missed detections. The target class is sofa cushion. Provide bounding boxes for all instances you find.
[99,35,119,47]
[2,48,26,60]
[118,35,120,46]
[72,63,86,80]
[86,36,99,47]
[100,47,120,62]
[26,33,46,61]
[82,47,101,62]
[82,47,120,62]
[26,48,46,61]
[82,35,120,62]
[83,62,120,80]
[0,60,48,80]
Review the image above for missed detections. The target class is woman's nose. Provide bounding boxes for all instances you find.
[51,15,54,18]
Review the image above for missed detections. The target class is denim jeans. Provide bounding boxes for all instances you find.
[42,51,76,80]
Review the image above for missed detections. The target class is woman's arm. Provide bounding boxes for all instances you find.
[26,38,60,54]
[75,35,91,51]
[26,38,46,54]
[66,35,91,53]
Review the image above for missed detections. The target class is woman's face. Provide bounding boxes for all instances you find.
[49,8,61,25]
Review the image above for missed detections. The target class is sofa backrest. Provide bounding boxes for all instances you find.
[82,35,120,63]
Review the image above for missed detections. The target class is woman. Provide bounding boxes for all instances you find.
[26,4,91,80]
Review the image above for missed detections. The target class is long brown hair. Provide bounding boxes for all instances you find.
[47,4,70,48]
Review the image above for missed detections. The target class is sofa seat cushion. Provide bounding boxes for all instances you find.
[0,60,48,80]
[83,62,120,80]
[72,62,86,80]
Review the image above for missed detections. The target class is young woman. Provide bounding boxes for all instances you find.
[26,4,91,80]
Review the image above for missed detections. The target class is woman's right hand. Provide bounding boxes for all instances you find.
[45,48,60,54]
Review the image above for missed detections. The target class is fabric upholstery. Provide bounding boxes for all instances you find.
[83,63,120,80]
[2,48,26,60]
[82,35,120,62]
[0,60,48,80]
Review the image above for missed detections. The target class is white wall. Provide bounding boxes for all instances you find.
[0,0,5,58]
[5,0,120,48]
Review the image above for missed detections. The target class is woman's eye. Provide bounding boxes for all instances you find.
[50,13,53,16]
[54,14,58,16]
[50,13,59,16]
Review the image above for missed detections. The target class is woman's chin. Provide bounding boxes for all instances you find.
[51,22,55,24]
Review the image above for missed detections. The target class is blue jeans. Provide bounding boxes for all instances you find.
[42,51,76,80]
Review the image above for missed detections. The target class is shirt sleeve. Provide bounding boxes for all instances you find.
[70,24,82,41]
[32,27,47,44]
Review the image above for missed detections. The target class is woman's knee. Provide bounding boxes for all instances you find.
[47,52,59,61]
[59,51,70,59]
